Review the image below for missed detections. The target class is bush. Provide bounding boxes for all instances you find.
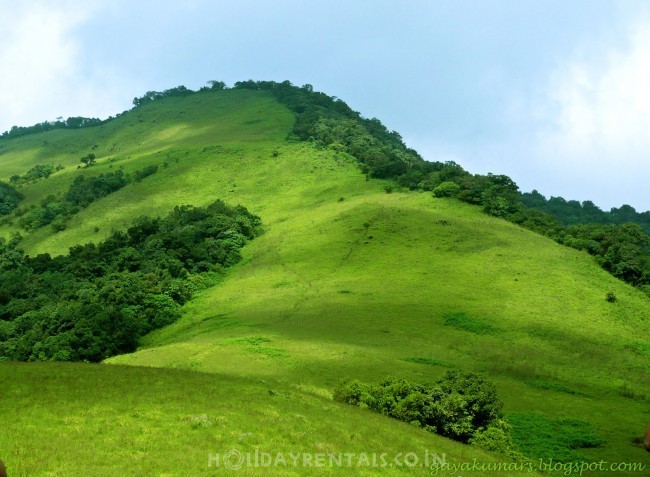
[133,164,159,182]
[433,181,461,198]
[469,418,524,460]
[0,181,23,216]
[333,380,373,407]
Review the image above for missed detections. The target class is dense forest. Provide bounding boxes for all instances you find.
[0,200,262,361]
[521,190,650,233]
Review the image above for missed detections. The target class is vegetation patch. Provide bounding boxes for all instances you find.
[0,181,23,217]
[507,412,606,462]
[16,165,160,231]
[222,335,285,358]
[523,379,585,396]
[443,312,497,334]
[222,336,272,346]
[618,382,646,401]
[0,200,262,361]
[400,356,454,368]
[334,371,508,446]
[9,163,62,185]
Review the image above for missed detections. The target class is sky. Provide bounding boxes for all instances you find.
[1,0,649,212]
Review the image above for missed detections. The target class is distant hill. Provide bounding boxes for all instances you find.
[0,82,648,474]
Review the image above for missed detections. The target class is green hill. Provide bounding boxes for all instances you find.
[0,86,648,475]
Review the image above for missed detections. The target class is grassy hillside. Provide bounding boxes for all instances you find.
[2,362,521,476]
[1,88,649,475]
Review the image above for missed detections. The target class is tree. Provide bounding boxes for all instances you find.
[207,80,226,90]
[0,181,24,216]
[80,153,96,167]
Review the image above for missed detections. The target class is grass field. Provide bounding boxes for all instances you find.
[2,362,519,476]
[1,89,649,475]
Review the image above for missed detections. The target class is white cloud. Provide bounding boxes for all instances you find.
[0,1,131,133]
[546,23,650,160]
[524,19,650,210]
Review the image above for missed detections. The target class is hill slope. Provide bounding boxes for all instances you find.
[1,87,649,474]
[4,361,521,476]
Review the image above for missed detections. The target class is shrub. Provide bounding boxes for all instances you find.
[333,380,373,407]
[469,418,524,460]
[432,181,461,198]
[0,181,23,216]
[133,164,159,182]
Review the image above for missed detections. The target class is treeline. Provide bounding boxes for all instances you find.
[1,116,106,140]
[14,165,157,231]
[132,85,195,107]
[0,200,262,362]
[521,190,650,233]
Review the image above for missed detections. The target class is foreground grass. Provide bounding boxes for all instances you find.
[0,362,518,476]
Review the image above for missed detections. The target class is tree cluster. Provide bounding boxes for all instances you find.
[16,165,157,231]
[80,153,97,167]
[9,163,61,185]
[0,182,23,217]
[334,372,508,445]
[0,200,262,362]
[560,223,650,287]
[132,86,194,107]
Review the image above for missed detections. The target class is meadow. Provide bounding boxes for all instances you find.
[0,88,648,475]
[3,361,518,476]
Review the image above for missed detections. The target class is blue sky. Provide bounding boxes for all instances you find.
[1,0,649,211]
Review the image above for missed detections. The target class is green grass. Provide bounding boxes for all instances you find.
[1,362,519,476]
[507,413,607,462]
[443,312,498,334]
[1,88,649,475]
